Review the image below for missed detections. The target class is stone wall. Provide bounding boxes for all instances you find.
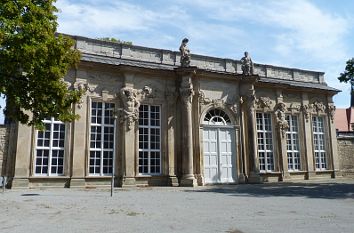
[337,136,354,176]
[0,125,9,176]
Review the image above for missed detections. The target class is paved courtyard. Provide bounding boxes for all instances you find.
[1,179,354,233]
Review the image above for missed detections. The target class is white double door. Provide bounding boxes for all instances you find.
[203,127,236,184]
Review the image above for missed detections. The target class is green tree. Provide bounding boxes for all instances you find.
[0,0,82,127]
[338,58,354,85]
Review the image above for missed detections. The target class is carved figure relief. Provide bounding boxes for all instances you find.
[274,102,289,138]
[327,104,336,122]
[301,104,312,122]
[180,77,194,104]
[73,81,93,109]
[241,51,254,75]
[179,38,191,67]
[288,103,301,114]
[312,101,326,115]
[198,91,238,114]
[119,86,152,130]
[256,97,272,110]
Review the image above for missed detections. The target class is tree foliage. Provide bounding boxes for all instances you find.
[0,0,82,127]
[338,58,354,85]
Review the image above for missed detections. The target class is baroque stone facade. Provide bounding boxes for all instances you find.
[1,35,344,188]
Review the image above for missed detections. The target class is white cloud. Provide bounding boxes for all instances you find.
[54,0,353,104]
[55,0,181,37]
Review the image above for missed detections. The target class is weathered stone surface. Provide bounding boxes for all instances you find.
[337,137,354,176]
[0,125,9,177]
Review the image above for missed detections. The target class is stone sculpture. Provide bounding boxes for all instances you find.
[179,38,191,67]
[241,51,254,75]
[119,86,152,130]
[274,102,289,138]
[120,87,140,130]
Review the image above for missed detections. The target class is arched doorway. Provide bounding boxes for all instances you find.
[202,109,236,184]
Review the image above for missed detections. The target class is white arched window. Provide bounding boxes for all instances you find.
[203,109,231,126]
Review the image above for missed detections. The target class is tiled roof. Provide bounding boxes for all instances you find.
[335,107,354,132]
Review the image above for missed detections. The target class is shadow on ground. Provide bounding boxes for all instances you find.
[185,182,354,199]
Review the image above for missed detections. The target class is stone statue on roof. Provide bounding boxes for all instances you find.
[241,51,254,75]
[179,38,191,67]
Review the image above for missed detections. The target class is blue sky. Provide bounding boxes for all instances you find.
[1,0,354,123]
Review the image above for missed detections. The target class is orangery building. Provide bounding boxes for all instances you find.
[2,35,340,188]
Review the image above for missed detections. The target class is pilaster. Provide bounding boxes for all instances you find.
[166,90,179,186]
[327,97,340,177]
[70,82,88,187]
[301,93,315,179]
[12,123,32,188]
[275,90,290,180]
[120,74,137,187]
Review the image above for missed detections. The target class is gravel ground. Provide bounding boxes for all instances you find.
[1,179,354,233]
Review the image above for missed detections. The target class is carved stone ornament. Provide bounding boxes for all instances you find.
[327,104,336,122]
[312,101,326,115]
[288,103,301,114]
[301,104,312,122]
[198,91,238,114]
[179,38,191,67]
[274,102,289,138]
[119,86,152,130]
[180,77,194,104]
[73,81,93,109]
[256,97,272,110]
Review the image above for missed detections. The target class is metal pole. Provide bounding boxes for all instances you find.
[2,176,5,193]
[111,114,117,197]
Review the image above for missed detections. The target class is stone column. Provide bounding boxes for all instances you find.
[301,93,315,179]
[240,80,261,183]
[177,67,197,187]
[326,98,340,178]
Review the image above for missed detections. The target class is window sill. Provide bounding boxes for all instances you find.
[85,176,113,179]
[289,171,306,174]
[137,174,163,177]
[30,176,69,179]
[315,170,334,173]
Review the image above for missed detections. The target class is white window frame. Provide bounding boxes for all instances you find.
[34,117,65,176]
[312,116,327,170]
[286,115,301,171]
[138,104,161,175]
[89,101,116,176]
[203,108,231,126]
[256,112,274,172]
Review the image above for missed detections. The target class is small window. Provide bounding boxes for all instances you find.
[203,109,231,125]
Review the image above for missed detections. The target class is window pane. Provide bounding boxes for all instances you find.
[89,101,115,175]
[138,105,161,174]
[256,112,274,172]
[35,118,65,176]
[312,116,326,170]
